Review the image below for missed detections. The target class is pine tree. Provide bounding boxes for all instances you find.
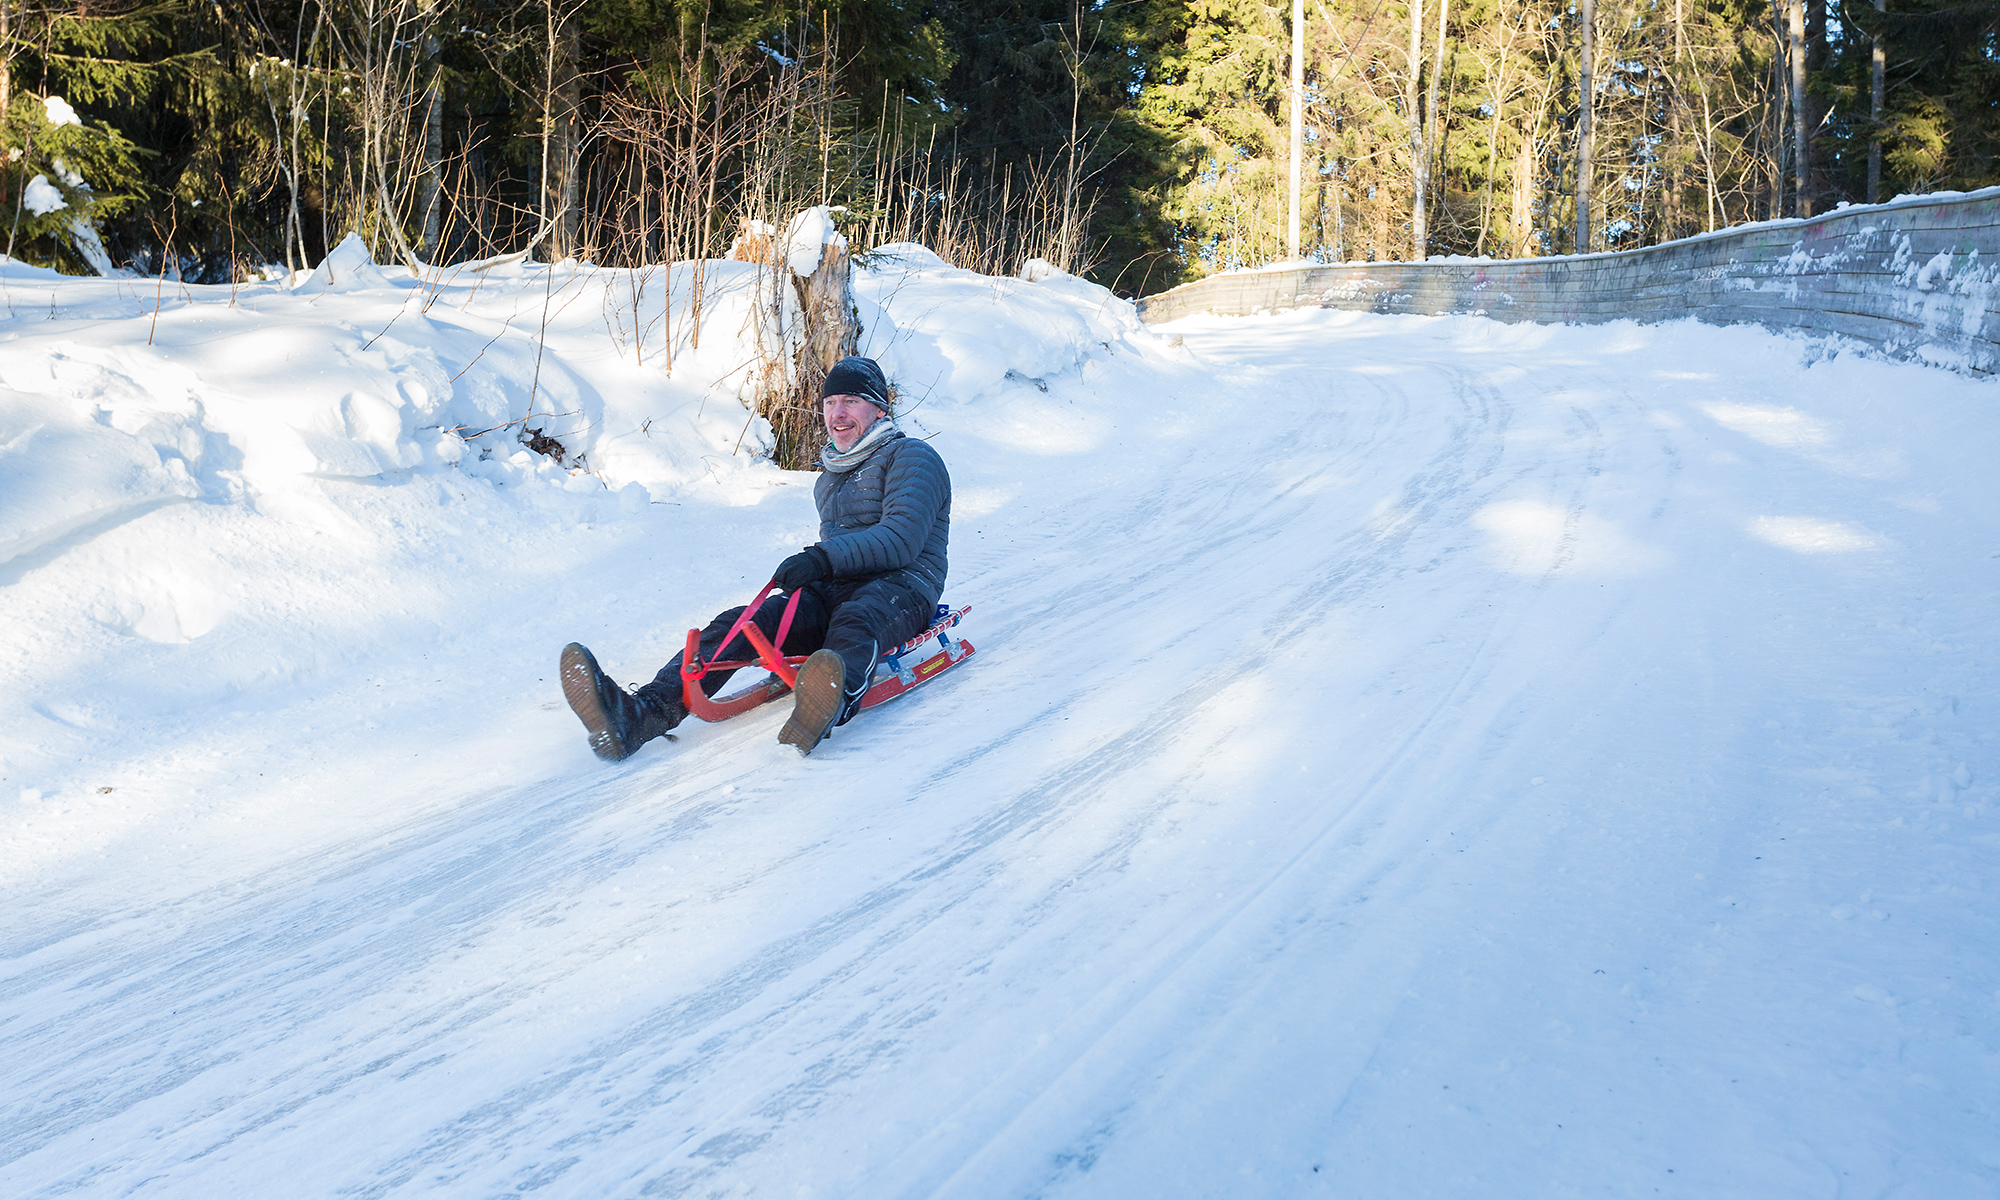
[0,90,146,272]
[1824,0,2000,199]
[0,0,178,272]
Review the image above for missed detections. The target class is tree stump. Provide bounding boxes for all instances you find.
[763,230,860,470]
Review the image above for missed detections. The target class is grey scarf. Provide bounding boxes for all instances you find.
[819,418,902,475]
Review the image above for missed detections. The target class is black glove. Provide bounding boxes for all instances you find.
[773,545,832,591]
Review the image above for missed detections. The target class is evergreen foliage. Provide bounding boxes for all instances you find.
[0,0,1992,289]
[1829,0,2000,194]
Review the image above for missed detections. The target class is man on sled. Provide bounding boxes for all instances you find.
[560,355,952,759]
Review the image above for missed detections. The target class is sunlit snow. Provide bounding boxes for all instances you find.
[2,247,1996,1198]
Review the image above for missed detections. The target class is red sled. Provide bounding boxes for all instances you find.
[679,580,975,724]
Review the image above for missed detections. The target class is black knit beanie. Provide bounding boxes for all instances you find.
[821,356,893,415]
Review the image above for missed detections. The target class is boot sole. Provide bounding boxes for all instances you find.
[778,650,844,756]
[560,642,633,762]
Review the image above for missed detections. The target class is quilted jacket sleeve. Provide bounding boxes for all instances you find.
[820,439,950,577]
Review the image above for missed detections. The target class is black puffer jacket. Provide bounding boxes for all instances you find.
[815,432,951,607]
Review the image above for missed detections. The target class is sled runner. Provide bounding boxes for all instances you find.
[679,580,975,724]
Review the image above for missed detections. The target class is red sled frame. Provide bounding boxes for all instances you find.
[678,579,975,724]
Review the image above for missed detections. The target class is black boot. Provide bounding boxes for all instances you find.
[560,643,685,762]
[778,648,860,756]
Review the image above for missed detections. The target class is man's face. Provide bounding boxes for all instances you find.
[823,393,883,452]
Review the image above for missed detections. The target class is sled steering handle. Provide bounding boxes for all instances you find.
[681,578,805,689]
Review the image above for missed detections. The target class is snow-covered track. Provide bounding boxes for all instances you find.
[4,303,1998,1197]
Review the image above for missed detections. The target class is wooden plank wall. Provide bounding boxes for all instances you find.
[1134,189,2000,374]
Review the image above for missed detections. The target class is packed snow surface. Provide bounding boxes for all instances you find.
[1,250,1997,1198]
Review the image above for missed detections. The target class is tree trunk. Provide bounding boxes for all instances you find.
[1575,0,1593,253]
[1425,0,1449,251]
[1510,128,1533,254]
[1,1,12,120]
[1699,75,1719,231]
[373,126,426,273]
[1333,177,1345,260]
[420,8,443,256]
[1668,0,1686,242]
[1064,7,1087,269]
[1788,0,1808,216]
[1372,172,1389,261]
[556,16,582,257]
[1765,3,1786,220]
[1406,0,1426,259]
[1805,0,1826,205]
[1288,0,1304,261]
[541,0,581,259]
[290,21,313,270]
[772,240,862,469]
[1666,79,1682,241]
[1478,8,1511,257]
[256,69,301,275]
[1867,0,1885,202]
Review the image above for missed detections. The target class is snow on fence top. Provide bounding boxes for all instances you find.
[1137,188,2000,375]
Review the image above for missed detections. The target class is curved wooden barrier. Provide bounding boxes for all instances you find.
[1136,188,2000,374]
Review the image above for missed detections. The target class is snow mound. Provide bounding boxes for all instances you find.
[0,362,205,570]
[297,231,399,293]
[0,230,1158,597]
[0,231,1159,550]
[868,242,949,270]
[857,252,1154,407]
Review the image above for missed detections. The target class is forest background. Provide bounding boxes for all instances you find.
[0,0,1992,295]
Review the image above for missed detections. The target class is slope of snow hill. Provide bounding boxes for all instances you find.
[1,239,1996,1198]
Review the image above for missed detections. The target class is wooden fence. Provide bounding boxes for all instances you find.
[1135,188,2000,374]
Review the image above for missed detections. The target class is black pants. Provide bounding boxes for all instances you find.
[639,576,932,723]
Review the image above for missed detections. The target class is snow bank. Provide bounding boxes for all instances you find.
[857,243,1149,406]
[1145,189,2000,373]
[3,232,1152,567]
[0,254,762,581]
[0,356,205,570]
[0,232,1162,799]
